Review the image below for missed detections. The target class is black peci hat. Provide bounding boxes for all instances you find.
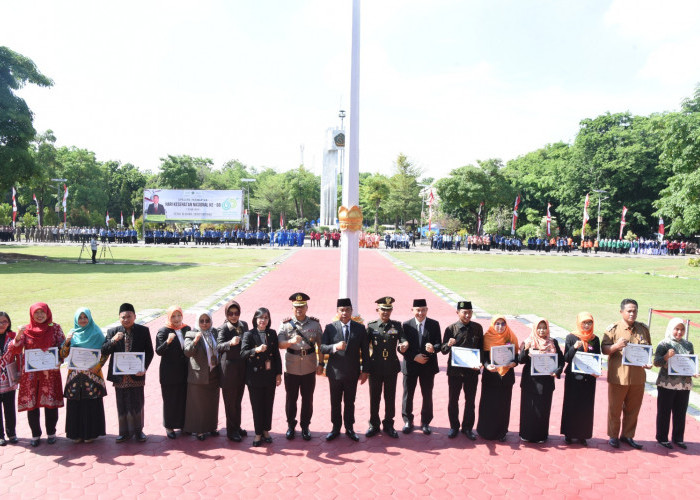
[336,298,352,308]
[457,301,473,310]
[412,299,427,308]
[119,303,135,314]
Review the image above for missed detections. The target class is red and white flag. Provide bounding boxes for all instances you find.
[12,187,17,227]
[658,216,665,240]
[256,213,260,229]
[32,193,39,218]
[267,211,272,229]
[511,194,521,235]
[62,184,68,223]
[428,190,435,232]
[581,193,590,238]
[105,211,110,226]
[279,212,284,229]
[546,203,552,237]
[132,211,135,227]
[477,201,484,235]
[619,206,628,239]
[120,211,124,226]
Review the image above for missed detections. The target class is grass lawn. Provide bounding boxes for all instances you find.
[393,251,700,391]
[0,245,288,329]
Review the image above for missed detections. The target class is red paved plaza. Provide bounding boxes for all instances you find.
[1,248,698,499]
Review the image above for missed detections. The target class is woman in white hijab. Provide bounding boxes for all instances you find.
[653,317,698,449]
[183,311,221,441]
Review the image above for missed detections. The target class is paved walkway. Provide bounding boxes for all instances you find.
[1,248,698,499]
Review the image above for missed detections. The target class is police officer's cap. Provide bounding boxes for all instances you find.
[412,299,427,308]
[375,296,395,310]
[289,292,310,307]
[457,301,473,310]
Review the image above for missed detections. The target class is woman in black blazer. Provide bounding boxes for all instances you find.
[155,306,190,439]
[241,307,282,447]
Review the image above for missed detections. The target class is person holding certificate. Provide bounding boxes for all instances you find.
[518,318,564,443]
[601,298,652,450]
[241,308,282,447]
[156,305,191,439]
[8,303,65,447]
[183,311,221,441]
[103,303,154,443]
[476,315,519,441]
[440,300,483,440]
[216,300,249,442]
[653,317,698,449]
[560,312,601,446]
[0,312,19,446]
[60,308,107,443]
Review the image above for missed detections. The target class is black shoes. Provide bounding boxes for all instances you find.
[657,440,672,449]
[47,436,57,445]
[166,430,177,439]
[0,438,6,446]
[564,436,573,444]
[447,428,459,439]
[674,441,688,450]
[228,433,242,442]
[326,429,340,441]
[252,439,263,447]
[402,423,414,434]
[209,430,220,437]
[263,435,273,444]
[345,429,360,442]
[608,438,620,448]
[30,438,40,447]
[137,432,148,442]
[462,429,477,441]
[7,436,18,444]
[365,426,380,438]
[301,428,312,441]
[116,435,129,443]
[620,437,643,450]
[421,425,432,435]
[286,428,296,440]
[385,428,399,439]
[196,434,206,441]
[239,428,248,437]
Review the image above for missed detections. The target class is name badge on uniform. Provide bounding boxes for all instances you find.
[265,359,271,371]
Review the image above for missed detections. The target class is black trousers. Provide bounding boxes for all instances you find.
[328,377,358,431]
[27,407,59,438]
[402,371,435,425]
[222,377,246,435]
[0,390,16,438]
[447,373,479,431]
[656,386,690,443]
[115,387,144,437]
[248,383,276,436]
[284,372,316,429]
[369,371,398,429]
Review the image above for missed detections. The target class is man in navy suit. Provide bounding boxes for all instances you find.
[401,299,442,435]
[320,298,370,441]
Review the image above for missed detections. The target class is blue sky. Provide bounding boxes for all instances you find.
[3,0,699,180]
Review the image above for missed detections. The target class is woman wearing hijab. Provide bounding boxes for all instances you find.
[0,312,20,445]
[216,300,249,441]
[9,303,65,447]
[476,315,519,441]
[241,307,282,447]
[183,311,221,440]
[155,306,190,439]
[654,317,698,449]
[60,308,108,443]
[518,318,564,443]
[560,312,600,446]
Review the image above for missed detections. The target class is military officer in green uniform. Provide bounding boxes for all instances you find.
[366,296,409,438]
[278,292,323,441]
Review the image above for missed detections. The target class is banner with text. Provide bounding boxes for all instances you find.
[143,189,244,223]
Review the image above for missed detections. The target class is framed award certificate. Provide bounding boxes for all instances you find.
[490,344,515,367]
[621,344,653,367]
[451,347,481,369]
[667,354,699,376]
[112,352,146,375]
[24,347,59,372]
[571,352,602,376]
[67,347,101,370]
[530,352,558,376]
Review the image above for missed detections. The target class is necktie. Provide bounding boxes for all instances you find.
[344,325,349,342]
[419,323,423,343]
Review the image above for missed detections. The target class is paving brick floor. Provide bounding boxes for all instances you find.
[1,248,698,498]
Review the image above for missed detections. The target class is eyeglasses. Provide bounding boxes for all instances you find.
[199,318,212,323]
[226,311,240,316]
[494,322,506,327]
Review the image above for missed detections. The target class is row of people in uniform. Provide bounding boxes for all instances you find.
[0,297,695,450]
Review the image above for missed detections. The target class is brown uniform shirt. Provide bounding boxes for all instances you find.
[277,317,322,376]
[602,319,651,385]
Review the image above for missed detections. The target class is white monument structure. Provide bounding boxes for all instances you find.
[320,127,344,227]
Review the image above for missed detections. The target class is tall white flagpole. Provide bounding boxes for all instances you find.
[339,0,362,315]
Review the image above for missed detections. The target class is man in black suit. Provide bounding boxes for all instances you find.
[320,298,370,441]
[102,303,154,443]
[146,194,166,215]
[440,300,483,439]
[401,298,441,435]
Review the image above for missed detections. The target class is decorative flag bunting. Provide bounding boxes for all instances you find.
[511,194,521,235]
[619,206,628,239]
[279,212,284,229]
[105,211,110,226]
[267,211,271,229]
[658,216,665,241]
[32,193,39,220]
[546,203,552,237]
[12,187,17,228]
[581,193,590,239]
[120,211,124,227]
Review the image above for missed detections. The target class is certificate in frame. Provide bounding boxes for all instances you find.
[530,352,558,376]
[667,354,699,377]
[112,352,146,375]
[621,344,653,367]
[571,352,602,376]
[67,347,101,370]
[451,347,481,369]
[490,344,515,367]
[24,347,59,372]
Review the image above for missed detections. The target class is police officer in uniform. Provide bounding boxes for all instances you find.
[441,300,483,439]
[277,293,323,441]
[366,297,408,438]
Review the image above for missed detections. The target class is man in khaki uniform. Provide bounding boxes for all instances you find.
[278,292,323,441]
[601,298,652,449]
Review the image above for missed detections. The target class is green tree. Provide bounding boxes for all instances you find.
[204,159,252,190]
[157,155,211,189]
[23,130,59,226]
[285,165,320,220]
[250,170,290,227]
[0,203,11,225]
[102,161,148,223]
[56,146,107,225]
[383,153,422,227]
[0,46,53,193]
[359,173,390,232]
